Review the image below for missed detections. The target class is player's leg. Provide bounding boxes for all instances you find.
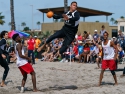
[1,59,9,87]
[98,69,105,86]
[21,73,27,87]
[109,60,118,85]
[37,29,65,52]
[98,60,107,86]
[30,71,38,92]
[96,57,100,69]
[59,36,74,55]
[110,70,118,85]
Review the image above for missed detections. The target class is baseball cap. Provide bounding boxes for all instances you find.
[94,30,97,32]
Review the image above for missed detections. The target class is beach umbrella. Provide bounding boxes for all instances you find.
[8,30,29,38]
[14,30,30,37]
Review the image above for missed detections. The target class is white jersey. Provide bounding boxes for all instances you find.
[102,40,115,60]
[15,43,28,67]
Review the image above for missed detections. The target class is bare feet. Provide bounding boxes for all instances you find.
[0,83,6,87]
[98,83,101,87]
[114,83,118,86]
[33,89,40,92]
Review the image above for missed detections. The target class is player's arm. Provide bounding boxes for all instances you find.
[102,48,104,59]
[68,12,80,21]
[111,41,118,60]
[0,39,5,54]
[16,43,30,61]
[0,39,6,58]
[53,14,63,19]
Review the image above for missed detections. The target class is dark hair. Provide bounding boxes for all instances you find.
[12,33,19,41]
[103,31,109,36]
[102,25,105,28]
[84,31,87,34]
[0,31,8,38]
[84,43,89,47]
[71,1,77,6]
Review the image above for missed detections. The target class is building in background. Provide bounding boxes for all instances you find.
[38,6,118,38]
[117,19,125,35]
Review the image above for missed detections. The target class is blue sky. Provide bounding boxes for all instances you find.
[0,0,125,31]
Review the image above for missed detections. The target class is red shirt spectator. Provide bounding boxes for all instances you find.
[77,32,83,41]
[73,45,78,55]
[77,35,83,41]
[27,38,35,50]
[84,47,90,52]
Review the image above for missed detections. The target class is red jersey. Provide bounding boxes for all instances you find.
[27,38,35,50]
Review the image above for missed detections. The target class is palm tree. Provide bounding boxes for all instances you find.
[120,16,124,19]
[23,27,30,31]
[21,22,26,30]
[36,21,41,29]
[42,31,52,38]
[8,22,11,29]
[64,0,68,12]
[114,20,118,25]
[95,20,99,22]
[10,0,16,30]
[110,18,115,25]
[0,12,5,25]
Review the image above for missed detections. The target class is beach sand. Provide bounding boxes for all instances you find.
[0,60,125,94]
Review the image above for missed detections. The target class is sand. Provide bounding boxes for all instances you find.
[0,60,125,94]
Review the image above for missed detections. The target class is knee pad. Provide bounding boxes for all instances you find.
[111,70,115,75]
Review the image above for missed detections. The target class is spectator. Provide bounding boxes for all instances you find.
[27,35,35,64]
[88,32,93,41]
[93,30,99,42]
[41,44,51,61]
[87,43,95,63]
[100,25,106,40]
[72,42,79,60]
[92,42,99,68]
[79,43,90,63]
[117,30,124,43]
[78,41,84,55]
[119,37,125,51]
[34,36,41,59]
[112,37,117,45]
[117,43,124,63]
[77,32,83,41]
[7,46,16,63]
[83,31,89,43]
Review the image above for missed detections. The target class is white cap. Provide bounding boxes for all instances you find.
[78,41,83,44]
[94,30,97,32]
[113,37,116,38]
[34,36,37,37]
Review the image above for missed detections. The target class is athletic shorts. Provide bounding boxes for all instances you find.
[101,60,116,70]
[18,63,34,75]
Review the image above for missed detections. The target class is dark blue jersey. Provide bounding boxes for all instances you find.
[53,10,80,29]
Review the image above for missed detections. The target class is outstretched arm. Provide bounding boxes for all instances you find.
[53,14,63,19]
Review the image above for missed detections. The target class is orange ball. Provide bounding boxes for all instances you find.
[46,11,54,18]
